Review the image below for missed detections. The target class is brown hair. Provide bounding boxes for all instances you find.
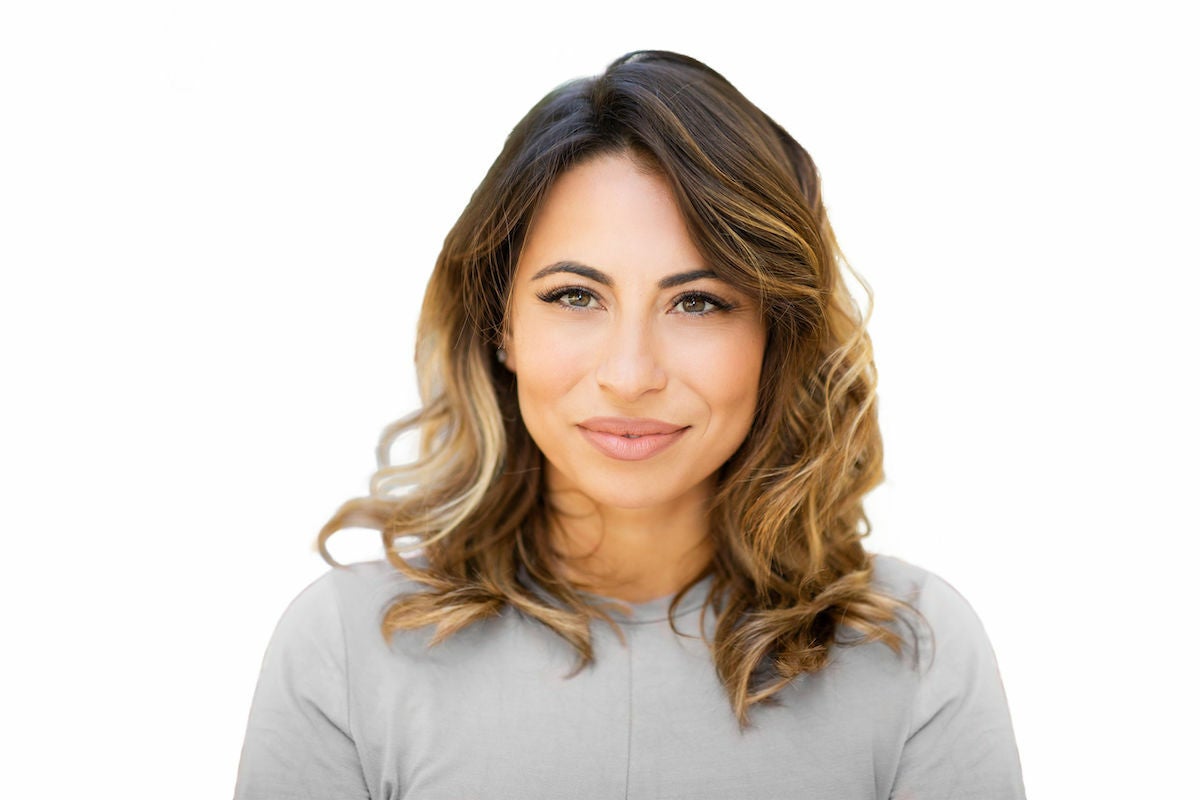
[319,50,908,724]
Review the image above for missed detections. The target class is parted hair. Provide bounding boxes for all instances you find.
[319,50,907,724]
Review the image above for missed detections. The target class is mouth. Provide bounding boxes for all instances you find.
[578,417,687,436]
[577,417,689,461]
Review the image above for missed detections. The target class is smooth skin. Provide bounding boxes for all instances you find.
[504,153,767,603]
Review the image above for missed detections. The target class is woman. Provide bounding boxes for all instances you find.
[235,51,1024,799]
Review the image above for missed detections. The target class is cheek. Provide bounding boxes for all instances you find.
[684,326,766,422]
[510,316,593,414]
[717,363,763,440]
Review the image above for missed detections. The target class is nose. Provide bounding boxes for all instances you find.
[594,317,667,402]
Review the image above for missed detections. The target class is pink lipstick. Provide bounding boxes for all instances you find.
[577,417,688,461]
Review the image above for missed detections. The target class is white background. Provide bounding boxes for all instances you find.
[2,1,1196,797]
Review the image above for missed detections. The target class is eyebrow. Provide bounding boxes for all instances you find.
[529,261,719,290]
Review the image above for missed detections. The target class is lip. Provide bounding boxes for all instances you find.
[577,417,688,461]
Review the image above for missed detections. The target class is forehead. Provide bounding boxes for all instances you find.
[516,153,708,281]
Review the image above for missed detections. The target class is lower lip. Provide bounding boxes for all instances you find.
[578,427,687,461]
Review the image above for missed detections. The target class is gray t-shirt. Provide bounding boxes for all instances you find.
[234,555,1024,799]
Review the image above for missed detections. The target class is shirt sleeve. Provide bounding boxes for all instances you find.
[234,571,370,800]
[890,573,1026,800]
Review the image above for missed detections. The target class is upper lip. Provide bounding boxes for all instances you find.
[577,417,687,436]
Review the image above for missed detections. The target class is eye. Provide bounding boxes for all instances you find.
[671,292,731,316]
[537,286,600,310]
[562,288,593,307]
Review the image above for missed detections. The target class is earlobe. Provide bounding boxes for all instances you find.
[497,343,516,373]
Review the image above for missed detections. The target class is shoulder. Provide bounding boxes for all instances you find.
[323,558,417,615]
[237,561,413,796]
[265,559,422,660]
[868,554,1005,688]
[870,554,992,649]
[279,558,409,615]
[869,555,1012,727]
[869,557,1026,796]
[871,553,971,607]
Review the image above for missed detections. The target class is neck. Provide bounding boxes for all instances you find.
[545,478,715,604]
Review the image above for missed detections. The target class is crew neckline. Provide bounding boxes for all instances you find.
[585,573,715,625]
[513,564,716,625]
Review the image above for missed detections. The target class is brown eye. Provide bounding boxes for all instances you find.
[565,289,592,307]
[535,286,600,310]
[674,293,726,315]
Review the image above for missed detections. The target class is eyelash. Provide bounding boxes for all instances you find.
[535,286,734,316]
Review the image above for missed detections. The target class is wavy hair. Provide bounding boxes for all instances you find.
[319,50,908,724]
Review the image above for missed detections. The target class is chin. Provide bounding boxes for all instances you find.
[587,487,680,511]
[556,468,707,512]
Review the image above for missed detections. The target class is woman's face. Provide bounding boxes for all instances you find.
[505,153,767,512]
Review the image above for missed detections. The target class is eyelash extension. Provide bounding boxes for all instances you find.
[535,285,598,308]
[671,291,735,315]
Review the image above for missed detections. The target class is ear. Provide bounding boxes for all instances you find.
[497,335,516,373]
